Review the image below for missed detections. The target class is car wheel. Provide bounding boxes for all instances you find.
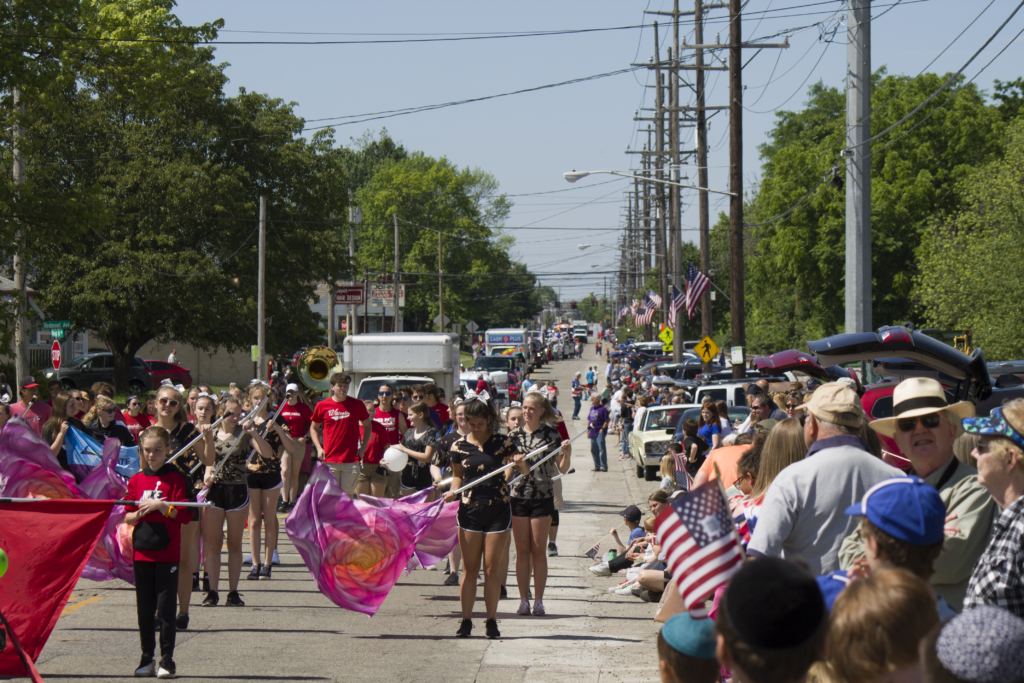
[636,462,644,479]
[645,466,660,481]
[129,381,146,394]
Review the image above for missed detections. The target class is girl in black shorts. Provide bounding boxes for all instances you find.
[155,385,214,631]
[201,397,274,608]
[442,396,517,639]
[508,390,572,617]
[245,384,296,580]
[394,402,437,497]
[433,399,468,586]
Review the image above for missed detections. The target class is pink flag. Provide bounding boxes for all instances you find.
[285,464,450,616]
[357,490,459,572]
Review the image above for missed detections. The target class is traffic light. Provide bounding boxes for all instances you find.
[593,299,599,306]
[570,301,577,309]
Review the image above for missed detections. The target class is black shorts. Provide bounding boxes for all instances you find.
[207,483,249,511]
[511,497,555,519]
[457,501,512,534]
[247,471,282,490]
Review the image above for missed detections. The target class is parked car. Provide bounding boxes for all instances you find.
[753,349,861,391]
[45,353,153,393]
[144,360,193,389]
[627,404,700,480]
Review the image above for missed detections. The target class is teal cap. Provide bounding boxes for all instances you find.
[661,612,718,659]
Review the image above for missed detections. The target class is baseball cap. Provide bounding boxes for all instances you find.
[285,383,300,394]
[805,377,822,390]
[792,382,864,428]
[19,377,39,389]
[661,612,717,659]
[753,419,778,434]
[620,504,642,524]
[844,476,945,546]
[745,384,764,396]
[962,406,1024,450]
[724,557,826,652]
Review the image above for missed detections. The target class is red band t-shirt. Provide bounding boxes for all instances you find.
[364,406,402,465]
[312,396,370,464]
[123,413,154,443]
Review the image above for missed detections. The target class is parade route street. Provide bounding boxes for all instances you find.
[14,349,664,683]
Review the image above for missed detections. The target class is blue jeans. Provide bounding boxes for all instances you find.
[573,395,582,418]
[590,433,607,470]
[621,423,632,454]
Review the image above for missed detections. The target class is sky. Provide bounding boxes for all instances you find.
[174,0,1024,303]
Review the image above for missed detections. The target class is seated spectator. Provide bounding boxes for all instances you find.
[920,605,1024,683]
[657,613,719,683]
[730,447,761,547]
[691,432,754,491]
[715,558,827,683]
[841,377,997,611]
[589,505,644,577]
[960,401,1024,617]
[818,476,953,619]
[817,569,939,683]
[749,383,901,575]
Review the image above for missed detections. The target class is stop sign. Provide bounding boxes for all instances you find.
[51,340,61,370]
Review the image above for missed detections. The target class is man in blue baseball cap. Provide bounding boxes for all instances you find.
[819,475,956,620]
[961,399,1024,617]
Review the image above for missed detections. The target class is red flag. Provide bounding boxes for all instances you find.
[0,499,114,678]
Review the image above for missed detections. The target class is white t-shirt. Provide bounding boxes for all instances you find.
[610,389,623,413]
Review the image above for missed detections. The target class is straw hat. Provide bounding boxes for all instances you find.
[868,378,974,438]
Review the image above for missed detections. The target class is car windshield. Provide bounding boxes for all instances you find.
[65,355,93,369]
[356,378,428,402]
[475,357,514,371]
[642,408,687,431]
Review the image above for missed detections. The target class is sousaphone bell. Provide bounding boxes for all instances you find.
[297,345,344,395]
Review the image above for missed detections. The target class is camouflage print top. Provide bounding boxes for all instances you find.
[211,427,254,486]
[450,433,517,507]
[246,415,287,475]
[508,424,562,500]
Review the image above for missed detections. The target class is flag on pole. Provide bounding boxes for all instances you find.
[584,542,601,561]
[635,292,656,326]
[685,262,711,320]
[617,305,629,322]
[647,290,663,308]
[655,480,744,617]
[668,284,685,327]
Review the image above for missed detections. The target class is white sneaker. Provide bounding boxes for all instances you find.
[244,554,252,565]
[588,562,611,577]
[271,549,281,565]
[134,660,156,677]
[615,583,639,595]
[516,599,531,615]
[156,663,176,679]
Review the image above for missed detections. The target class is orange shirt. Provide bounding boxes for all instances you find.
[697,444,749,489]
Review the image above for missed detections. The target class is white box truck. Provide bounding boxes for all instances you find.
[342,332,460,403]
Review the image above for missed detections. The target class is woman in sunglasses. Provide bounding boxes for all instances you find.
[357,383,407,498]
[784,391,805,420]
[154,385,215,629]
[123,395,153,443]
[41,392,88,472]
[83,395,136,446]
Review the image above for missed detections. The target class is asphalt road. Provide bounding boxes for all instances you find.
[15,346,664,683]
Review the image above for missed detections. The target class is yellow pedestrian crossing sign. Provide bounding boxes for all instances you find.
[696,336,719,363]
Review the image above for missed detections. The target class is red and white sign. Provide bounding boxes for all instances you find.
[51,340,61,370]
[334,286,365,306]
[340,320,348,331]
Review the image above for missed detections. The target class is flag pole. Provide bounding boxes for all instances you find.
[507,432,585,488]
[0,498,215,507]
[449,431,585,496]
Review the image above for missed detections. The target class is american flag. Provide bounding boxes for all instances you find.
[647,290,663,308]
[668,284,685,327]
[655,480,743,617]
[584,542,601,560]
[630,298,640,315]
[672,451,691,490]
[685,262,710,319]
[617,305,630,322]
[635,293,655,326]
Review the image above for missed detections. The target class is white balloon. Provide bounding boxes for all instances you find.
[382,447,408,472]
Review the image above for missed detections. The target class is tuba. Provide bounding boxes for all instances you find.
[296,346,344,394]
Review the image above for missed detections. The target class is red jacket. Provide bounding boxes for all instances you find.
[124,464,193,563]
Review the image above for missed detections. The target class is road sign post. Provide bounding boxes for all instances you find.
[465,320,479,334]
[696,336,720,363]
[51,340,61,370]
[42,320,72,331]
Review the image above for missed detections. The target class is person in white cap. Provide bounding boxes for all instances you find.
[839,377,996,611]
[277,383,314,511]
[747,383,902,575]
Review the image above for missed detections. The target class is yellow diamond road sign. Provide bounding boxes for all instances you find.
[695,336,719,363]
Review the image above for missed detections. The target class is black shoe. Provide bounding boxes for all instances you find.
[258,564,271,580]
[175,613,189,631]
[225,590,245,607]
[444,572,460,586]
[500,585,508,600]
[156,657,176,679]
[456,618,473,638]
[202,573,210,593]
[485,618,501,639]
[201,590,219,607]
[277,500,287,513]
[639,589,663,603]
[247,564,261,581]
[191,573,200,592]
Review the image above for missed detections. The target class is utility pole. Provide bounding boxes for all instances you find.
[348,192,359,336]
[694,0,714,372]
[438,231,444,332]
[327,211,336,350]
[728,0,745,377]
[12,87,27,390]
[846,0,872,334]
[257,196,267,381]
[393,214,400,333]
[670,3,683,364]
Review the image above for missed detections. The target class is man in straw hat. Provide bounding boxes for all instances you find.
[748,383,902,575]
[838,377,997,611]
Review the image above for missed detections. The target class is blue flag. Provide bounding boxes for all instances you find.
[65,426,140,482]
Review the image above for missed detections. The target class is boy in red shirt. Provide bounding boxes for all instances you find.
[310,372,371,496]
[124,425,194,679]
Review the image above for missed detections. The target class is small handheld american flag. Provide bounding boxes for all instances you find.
[584,543,601,560]
[655,480,744,617]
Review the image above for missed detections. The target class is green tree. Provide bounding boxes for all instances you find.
[916,117,1024,360]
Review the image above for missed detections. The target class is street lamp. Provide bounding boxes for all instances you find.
[563,169,736,197]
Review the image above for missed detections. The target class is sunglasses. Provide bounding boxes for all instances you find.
[399,396,411,401]
[896,413,943,433]
[158,397,180,407]
[100,407,115,414]
[378,391,392,396]
[786,403,802,409]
